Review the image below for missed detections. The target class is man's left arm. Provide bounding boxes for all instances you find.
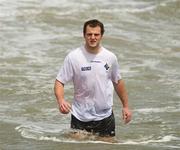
[113,79,132,124]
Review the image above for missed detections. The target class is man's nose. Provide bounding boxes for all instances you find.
[91,34,95,39]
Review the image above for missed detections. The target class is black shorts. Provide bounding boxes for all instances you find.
[71,112,115,137]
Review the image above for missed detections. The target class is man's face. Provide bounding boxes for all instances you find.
[84,25,103,50]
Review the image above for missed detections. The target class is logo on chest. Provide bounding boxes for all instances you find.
[104,63,110,70]
[81,66,91,71]
[81,62,110,72]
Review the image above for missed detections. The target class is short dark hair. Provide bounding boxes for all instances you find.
[83,19,105,36]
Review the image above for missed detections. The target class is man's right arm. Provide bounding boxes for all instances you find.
[54,79,71,114]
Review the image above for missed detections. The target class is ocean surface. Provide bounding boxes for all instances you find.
[0,0,180,149]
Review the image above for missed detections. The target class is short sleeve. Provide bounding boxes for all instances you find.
[56,54,73,84]
[111,56,122,83]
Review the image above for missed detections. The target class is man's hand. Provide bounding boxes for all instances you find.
[59,100,71,114]
[122,107,132,124]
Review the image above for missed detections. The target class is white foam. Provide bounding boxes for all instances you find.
[15,123,67,134]
[15,124,180,146]
[134,106,180,114]
[19,134,180,146]
[15,125,115,144]
[38,136,114,144]
[121,135,180,146]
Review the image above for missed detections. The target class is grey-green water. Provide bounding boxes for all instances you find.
[0,0,180,149]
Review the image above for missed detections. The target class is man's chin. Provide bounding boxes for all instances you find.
[89,44,98,48]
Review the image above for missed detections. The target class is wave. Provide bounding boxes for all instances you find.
[15,124,180,146]
[123,0,180,14]
[134,106,180,114]
[3,0,179,18]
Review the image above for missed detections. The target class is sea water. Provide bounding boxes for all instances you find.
[0,0,180,149]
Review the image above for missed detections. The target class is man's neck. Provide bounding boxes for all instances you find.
[85,44,101,54]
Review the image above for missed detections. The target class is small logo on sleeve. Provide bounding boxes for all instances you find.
[81,66,91,71]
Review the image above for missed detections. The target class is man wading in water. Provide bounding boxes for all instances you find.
[54,19,132,141]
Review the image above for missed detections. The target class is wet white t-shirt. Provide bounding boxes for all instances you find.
[56,46,122,122]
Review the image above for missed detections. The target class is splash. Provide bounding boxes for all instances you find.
[15,124,180,146]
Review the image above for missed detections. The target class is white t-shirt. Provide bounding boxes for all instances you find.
[56,46,122,122]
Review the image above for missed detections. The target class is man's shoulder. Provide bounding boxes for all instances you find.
[68,46,83,57]
[65,46,84,64]
[102,47,117,59]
